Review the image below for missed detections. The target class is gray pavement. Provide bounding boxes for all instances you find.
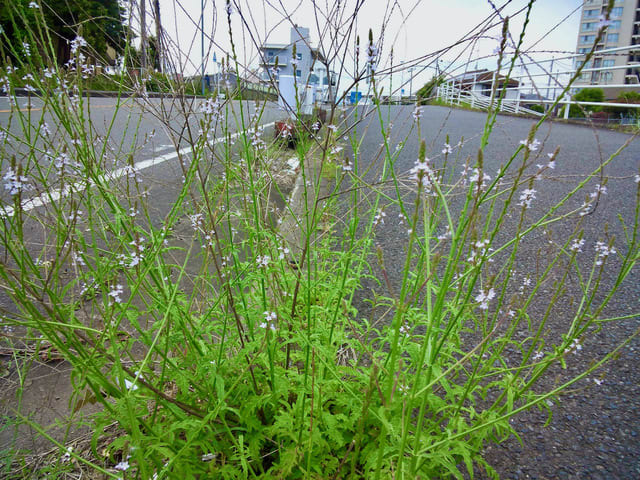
[342,105,640,479]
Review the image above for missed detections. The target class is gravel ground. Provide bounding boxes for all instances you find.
[347,105,640,479]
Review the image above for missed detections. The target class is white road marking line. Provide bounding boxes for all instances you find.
[0,122,275,218]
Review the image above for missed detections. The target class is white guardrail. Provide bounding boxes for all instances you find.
[435,44,640,121]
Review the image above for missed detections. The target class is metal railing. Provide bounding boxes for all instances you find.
[436,44,640,120]
[436,83,544,117]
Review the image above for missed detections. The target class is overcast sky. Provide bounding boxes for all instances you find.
[148,0,583,94]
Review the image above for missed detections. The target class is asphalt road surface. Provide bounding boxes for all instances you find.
[346,104,640,480]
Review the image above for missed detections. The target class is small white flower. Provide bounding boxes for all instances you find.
[589,184,607,199]
[189,213,204,230]
[469,168,491,188]
[467,239,491,264]
[61,446,73,462]
[437,226,451,241]
[593,378,604,386]
[366,41,378,72]
[114,460,130,471]
[475,287,496,310]
[108,284,124,304]
[373,209,386,225]
[70,36,87,55]
[634,174,640,184]
[565,338,582,355]
[277,246,290,260]
[569,238,585,253]
[409,157,436,194]
[441,143,453,155]
[28,1,39,8]
[412,105,422,122]
[3,168,31,195]
[579,200,591,217]
[72,251,86,267]
[256,255,270,268]
[202,453,216,462]
[594,241,616,266]
[124,371,141,390]
[260,322,276,332]
[519,138,541,152]
[532,351,544,361]
[517,188,537,209]
[546,153,556,169]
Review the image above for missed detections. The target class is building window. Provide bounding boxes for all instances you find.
[296,69,302,77]
[602,72,612,83]
[583,9,599,18]
[608,20,621,30]
[296,53,302,60]
[580,35,596,44]
[602,59,615,67]
[607,33,619,43]
[582,22,597,32]
[575,59,593,69]
[578,48,590,54]
[610,7,623,17]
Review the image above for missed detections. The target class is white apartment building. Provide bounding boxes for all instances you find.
[259,26,335,102]
[575,0,640,97]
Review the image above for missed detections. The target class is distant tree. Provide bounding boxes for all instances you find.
[617,91,640,103]
[566,88,605,117]
[416,75,444,105]
[604,91,640,117]
[574,88,604,103]
[127,35,161,72]
[0,0,128,66]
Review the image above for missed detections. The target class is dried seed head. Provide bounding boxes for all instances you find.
[419,139,426,162]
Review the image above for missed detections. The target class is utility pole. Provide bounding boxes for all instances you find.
[153,0,162,73]
[140,0,148,76]
[409,67,414,98]
[201,0,205,95]
[546,56,555,100]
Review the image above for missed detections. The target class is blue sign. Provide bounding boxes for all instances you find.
[350,91,362,104]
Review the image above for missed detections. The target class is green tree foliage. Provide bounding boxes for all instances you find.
[0,0,128,66]
[127,35,161,71]
[565,88,605,117]
[416,75,444,105]
[617,91,640,103]
[604,91,640,117]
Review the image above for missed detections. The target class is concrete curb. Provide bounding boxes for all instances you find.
[276,146,333,257]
